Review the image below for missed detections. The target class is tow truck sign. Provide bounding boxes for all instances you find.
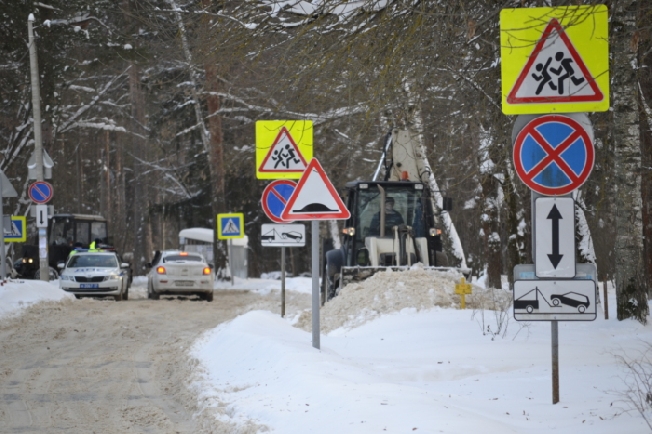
[513,279,596,321]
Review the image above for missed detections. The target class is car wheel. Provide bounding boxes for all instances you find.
[552,298,560,306]
[578,305,586,314]
[325,275,339,301]
[148,282,160,300]
[114,292,123,302]
[205,291,214,302]
[526,305,534,314]
[33,266,59,281]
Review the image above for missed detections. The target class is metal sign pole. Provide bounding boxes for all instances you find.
[0,176,5,280]
[552,320,559,404]
[281,246,286,317]
[229,239,234,286]
[28,16,49,283]
[312,220,320,349]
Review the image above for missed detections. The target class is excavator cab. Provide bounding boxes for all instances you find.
[324,180,452,299]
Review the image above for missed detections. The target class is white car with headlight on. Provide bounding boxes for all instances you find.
[147,250,214,301]
[58,251,130,301]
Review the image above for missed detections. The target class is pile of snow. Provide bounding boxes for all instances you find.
[0,279,74,319]
[295,266,508,332]
[190,292,652,434]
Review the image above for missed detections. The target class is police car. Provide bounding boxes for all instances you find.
[58,251,130,301]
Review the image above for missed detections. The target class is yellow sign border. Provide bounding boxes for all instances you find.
[217,213,244,239]
[255,120,313,180]
[500,5,609,115]
[5,216,27,243]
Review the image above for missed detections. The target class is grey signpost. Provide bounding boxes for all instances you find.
[260,223,306,317]
[512,115,597,405]
[0,172,18,280]
[278,158,351,350]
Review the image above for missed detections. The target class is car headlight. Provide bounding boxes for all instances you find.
[60,275,73,281]
[105,275,120,281]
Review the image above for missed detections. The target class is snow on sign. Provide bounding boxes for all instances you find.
[280,158,350,221]
[535,197,575,278]
[256,120,313,180]
[500,5,609,115]
[217,213,244,240]
[513,115,594,196]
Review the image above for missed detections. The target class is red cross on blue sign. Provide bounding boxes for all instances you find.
[261,179,297,223]
[513,115,594,196]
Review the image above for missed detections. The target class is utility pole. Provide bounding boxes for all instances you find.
[28,14,49,282]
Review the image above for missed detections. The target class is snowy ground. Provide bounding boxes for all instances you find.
[2,272,651,433]
[191,270,652,434]
[0,278,74,319]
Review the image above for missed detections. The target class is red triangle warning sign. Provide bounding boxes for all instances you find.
[507,18,603,104]
[258,127,308,173]
[280,158,350,221]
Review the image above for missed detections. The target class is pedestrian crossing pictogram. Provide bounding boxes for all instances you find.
[217,213,244,239]
[223,219,239,234]
[258,127,308,173]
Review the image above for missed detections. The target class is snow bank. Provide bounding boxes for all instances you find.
[295,266,508,332]
[0,279,74,319]
[190,299,652,434]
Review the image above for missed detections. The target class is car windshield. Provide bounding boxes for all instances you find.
[356,185,428,240]
[67,254,118,268]
[163,254,202,263]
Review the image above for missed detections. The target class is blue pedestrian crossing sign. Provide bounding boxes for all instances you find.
[217,213,244,240]
[4,216,27,243]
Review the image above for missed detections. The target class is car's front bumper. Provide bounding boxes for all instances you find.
[60,279,123,295]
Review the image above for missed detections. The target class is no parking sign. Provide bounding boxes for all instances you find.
[513,115,594,196]
[261,180,296,223]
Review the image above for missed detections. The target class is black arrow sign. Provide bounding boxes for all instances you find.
[547,204,563,268]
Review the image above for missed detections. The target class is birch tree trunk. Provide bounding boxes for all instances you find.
[612,1,648,323]
[638,0,652,291]
[128,65,149,273]
[201,0,227,270]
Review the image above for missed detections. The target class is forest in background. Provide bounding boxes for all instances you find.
[1,0,650,322]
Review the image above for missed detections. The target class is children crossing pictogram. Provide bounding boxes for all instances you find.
[507,19,602,104]
[256,121,313,179]
[500,5,609,114]
[258,127,308,173]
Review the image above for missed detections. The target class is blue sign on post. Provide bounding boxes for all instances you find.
[5,216,26,242]
[513,115,594,196]
[28,181,54,204]
[261,180,297,223]
[217,213,244,240]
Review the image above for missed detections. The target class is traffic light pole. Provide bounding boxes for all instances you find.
[28,14,49,282]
